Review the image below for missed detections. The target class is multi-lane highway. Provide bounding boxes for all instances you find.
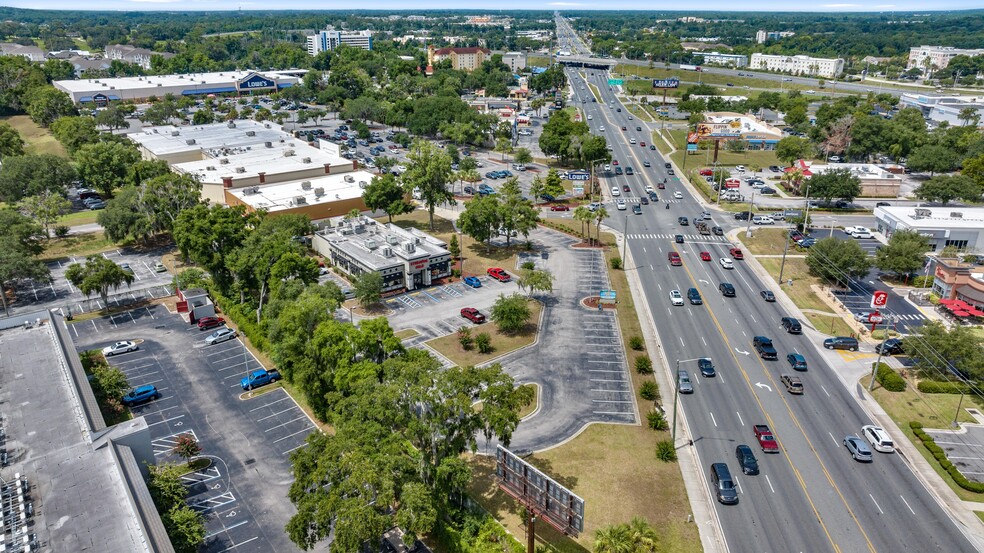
[568,67,977,553]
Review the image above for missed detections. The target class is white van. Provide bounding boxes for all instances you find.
[861,425,895,453]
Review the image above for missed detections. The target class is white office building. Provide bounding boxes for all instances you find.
[699,52,747,68]
[907,45,984,72]
[874,206,984,253]
[755,30,795,44]
[749,53,844,78]
[899,93,984,127]
[501,52,527,72]
[306,29,373,56]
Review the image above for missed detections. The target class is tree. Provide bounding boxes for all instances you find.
[171,434,202,461]
[50,116,99,155]
[907,321,984,382]
[458,195,501,251]
[531,97,547,117]
[594,206,610,246]
[24,85,76,127]
[775,136,813,166]
[0,154,77,202]
[907,144,960,176]
[875,230,930,279]
[136,174,203,234]
[543,168,566,199]
[353,271,383,309]
[959,107,981,128]
[913,175,980,205]
[363,173,411,222]
[400,140,454,231]
[98,186,152,243]
[804,169,862,204]
[95,106,129,131]
[191,108,215,125]
[494,137,513,161]
[805,237,872,287]
[529,175,545,204]
[573,206,593,241]
[490,293,531,333]
[963,154,984,189]
[725,139,748,153]
[18,191,71,238]
[594,523,634,553]
[0,235,50,316]
[514,148,533,166]
[518,268,553,298]
[164,504,207,553]
[75,141,141,198]
[0,122,24,159]
[173,204,257,294]
[65,254,135,307]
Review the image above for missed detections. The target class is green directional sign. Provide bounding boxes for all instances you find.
[608,79,623,86]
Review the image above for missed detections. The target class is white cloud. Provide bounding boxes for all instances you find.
[549,2,585,5]
[127,0,183,3]
[875,4,896,6]
[822,3,862,6]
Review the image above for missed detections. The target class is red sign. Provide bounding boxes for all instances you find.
[868,313,884,324]
[410,259,428,270]
[724,178,741,189]
[870,290,888,309]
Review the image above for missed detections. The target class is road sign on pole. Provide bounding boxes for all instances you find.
[566,171,590,181]
[868,313,884,324]
[871,290,888,309]
[607,79,623,86]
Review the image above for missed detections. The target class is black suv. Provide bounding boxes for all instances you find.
[698,358,716,377]
[734,212,750,221]
[781,317,802,334]
[735,444,760,475]
[874,338,904,355]
[719,283,736,297]
[753,336,778,359]
[823,337,859,351]
[678,216,689,226]
[688,288,703,305]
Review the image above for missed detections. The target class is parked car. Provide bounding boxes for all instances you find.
[550,204,570,211]
[824,337,859,351]
[121,385,160,407]
[874,338,904,355]
[241,369,282,390]
[487,267,511,282]
[197,316,225,331]
[103,340,138,356]
[205,328,238,345]
[463,276,482,288]
[153,262,166,273]
[752,215,775,225]
[460,307,486,324]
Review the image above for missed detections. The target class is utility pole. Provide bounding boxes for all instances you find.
[745,191,755,238]
[778,231,792,284]
[622,214,628,262]
[868,314,891,392]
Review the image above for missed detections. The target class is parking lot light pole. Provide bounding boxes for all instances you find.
[673,357,707,446]
[868,315,891,391]
[778,231,792,283]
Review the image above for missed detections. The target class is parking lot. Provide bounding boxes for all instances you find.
[12,248,174,317]
[926,425,984,483]
[71,304,314,553]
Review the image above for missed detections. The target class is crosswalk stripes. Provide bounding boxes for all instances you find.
[627,233,729,242]
[618,197,682,204]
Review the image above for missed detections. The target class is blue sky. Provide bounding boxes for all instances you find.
[7,1,984,11]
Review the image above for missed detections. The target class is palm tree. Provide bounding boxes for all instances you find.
[594,206,609,247]
[573,206,593,242]
[626,518,659,552]
[593,523,634,553]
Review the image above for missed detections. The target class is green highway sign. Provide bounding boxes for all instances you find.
[608,79,623,86]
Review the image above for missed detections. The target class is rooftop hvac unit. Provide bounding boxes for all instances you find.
[101,83,107,87]
[381,247,393,257]
[264,123,271,128]
[110,86,115,90]
[301,181,312,190]
[386,235,399,245]
[314,187,325,197]
[206,166,216,171]
[284,149,295,157]
[335,194,340,199]
[178,75,184,79]
[157,83,162,87]
[265,141,273,148]
[364,239,378,250]
[227,122,236,128]
[951,212,963,218]
[235,167,246,173]
[341,226,354,235]
[243,186,260,195]
[344,175,355,183]
[359,181,367,189]
[246,130,256,137]
[186,139,196,145]
[171,130,180,136]
[913,208,931,219]
[294,196,307,205]
[302,157,311,163]
[220,158,229,164]
[403,241,416,254]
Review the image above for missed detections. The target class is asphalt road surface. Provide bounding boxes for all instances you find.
[569,66,976,553]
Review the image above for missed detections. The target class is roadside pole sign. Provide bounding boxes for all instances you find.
[868,312,884,324]
[652,78,680,89]
[566,171,590,181]
[608,79,623,86]
[572,185,585,196]
[870,290,888,309]
[600,289,617,302]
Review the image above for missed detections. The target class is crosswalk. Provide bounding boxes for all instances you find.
[617,197,683,204]
[628,233,730,242]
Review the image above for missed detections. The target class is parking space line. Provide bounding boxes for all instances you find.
[592,399,633,404]
[281,443,307,456]
[593,410,634,415]
[249,397,292,411]
[205,520,249,539]
[217,537,260,552]
[590,388,630,393]
[272,426,316,444]
[189,492,236,513]
[256,407,298,422]
[148,414,185,427]
[264,415,309,433]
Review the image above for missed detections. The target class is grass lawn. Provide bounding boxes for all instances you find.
[41,231,120,261]
[625,103,653,122]
[58,210,99,227]
[2,115,67,157]
[757,257,828,311]
[425,300,542,368]
[742,228,794,256]
[466,424,700,553]
[587,82,602,103]
[976,512,984,524]
[804,311,856,338]
[864,374,984,502]
[394,328,420,340]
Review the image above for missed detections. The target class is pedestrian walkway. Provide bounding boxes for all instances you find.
[627,233,729,243]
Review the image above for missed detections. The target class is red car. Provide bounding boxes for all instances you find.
[460,307,486,324]
[700,251,711,262]
[612,159,619,165]
[197,316,225,331]
[729,248,744,260]
[622,184,630,192]
[640,141,646,147]
[621,126,627,131]
[668,252,682,266]
[657,182,665,189]
[487,267,511,282]
[699,169,714,176]
[549,204,570,211]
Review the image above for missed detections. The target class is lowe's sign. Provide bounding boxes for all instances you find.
[566,171,590,181]
[652,78,680,89]
[239,74,275,90]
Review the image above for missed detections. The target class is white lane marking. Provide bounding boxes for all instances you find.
[736,411,744,426]
[900,495,915,515]
[870,494,884,514]
[709,412,717,427]
[829,432,839,446]
[821,384,831,397]
[766,474,776,493]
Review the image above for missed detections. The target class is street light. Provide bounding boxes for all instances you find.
[868,314,893,392]
[672,357,709,446]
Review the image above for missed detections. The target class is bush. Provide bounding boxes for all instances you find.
[911,275,933,288]
[457,327,473,350]
[640,380,659,401]
[917,380,972,394]
[647,409,668,431]
[54,225,70,237]
[610,256,623,270]
[635,355,653,374]
[874,362,906,392]
[210,291,269,351]
[655,440,677,462]
[475,333,493,354]
[628,335,645,351]
[521,260,536,271]
[451,268,462,278]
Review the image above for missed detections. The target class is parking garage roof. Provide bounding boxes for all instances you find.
[0,323,148,552]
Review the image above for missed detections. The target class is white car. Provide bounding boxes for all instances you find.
[853,230,873,239]
[720,258,734,270]
[752,215,775,225]
[861,425,896,453]
[599,125,606,132]
[644,184,655,193]
[611,186,621,197]
[103,340,138,356]
[205,327,238,345]
[805,89,816,94]
[829,155,841,162]
[670,290,684,306]
[615,199,627,210]
[605,164,612,172]
[735,165,746,172]
[844,226,870,236]
[673,191,683,199]
[587,114,592,120]
[630,138,636,144]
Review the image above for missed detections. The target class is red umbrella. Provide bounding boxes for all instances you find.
[953,310,971,317]
[938,299,955,305]
[968,308,984,317]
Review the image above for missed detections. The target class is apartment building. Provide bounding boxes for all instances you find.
[907,45,984,72]
[427,45,492,72]
[306,29,373,56]
[749,53,844,78]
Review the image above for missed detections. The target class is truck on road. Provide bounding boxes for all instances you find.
[680,64,702,72]
[754,424,780,453]
[695,222,711,235]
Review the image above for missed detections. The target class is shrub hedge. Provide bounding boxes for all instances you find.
[210,291,269,352]
[874,362,906,392]
[917,380,972,394]
[909,421,984,493]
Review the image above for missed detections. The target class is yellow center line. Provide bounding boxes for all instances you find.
[672,245,876,553]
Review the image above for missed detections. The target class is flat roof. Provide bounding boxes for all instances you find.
[0,325,146,552]
[876,206,984,230]
[53,69,303,94]
[810,163,899,181]
[173,140,351,183]
[228,171,377,212]
[318,218,449,271]
[128,120,290,158]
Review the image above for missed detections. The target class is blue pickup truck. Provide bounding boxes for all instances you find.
[241,369,282,390]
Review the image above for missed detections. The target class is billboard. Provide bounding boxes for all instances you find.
[652,78,680,89]
[696,120,743,139]
[496,445,585,535]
